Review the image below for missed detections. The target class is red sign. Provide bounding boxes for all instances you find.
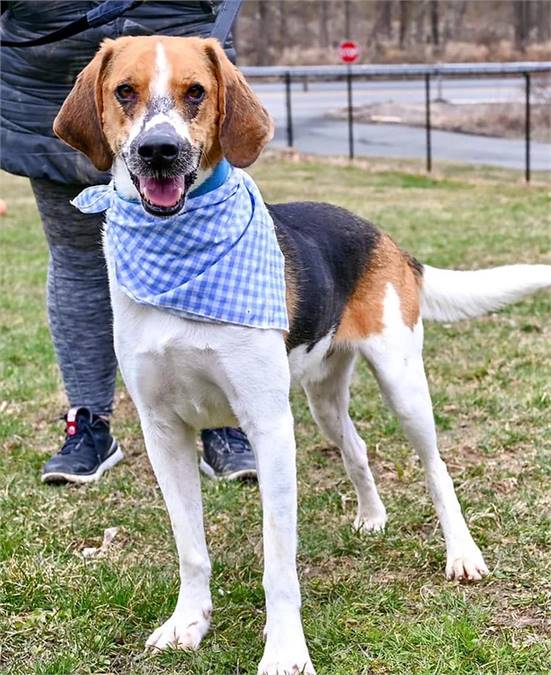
[339,40,360,64]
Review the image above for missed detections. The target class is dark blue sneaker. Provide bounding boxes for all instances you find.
[41,406,123,484]
[200,427,257,480]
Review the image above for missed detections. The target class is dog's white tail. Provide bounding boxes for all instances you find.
[420,264,551,322]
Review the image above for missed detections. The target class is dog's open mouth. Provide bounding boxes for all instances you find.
[131,174,195,217]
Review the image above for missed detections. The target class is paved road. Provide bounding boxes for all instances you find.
[251,77,551,171]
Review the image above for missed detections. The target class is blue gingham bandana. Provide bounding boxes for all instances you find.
[72,165,288,330]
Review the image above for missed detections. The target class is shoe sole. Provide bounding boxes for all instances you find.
[199,458,257,481]
[42,441,124,484]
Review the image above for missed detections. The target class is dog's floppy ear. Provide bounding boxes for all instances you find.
[53,40,114,171]
[204,39,273,168]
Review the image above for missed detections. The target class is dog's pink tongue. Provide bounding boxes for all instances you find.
[140,177,183,208]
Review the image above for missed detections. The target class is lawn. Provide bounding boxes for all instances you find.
[1,156,550,675]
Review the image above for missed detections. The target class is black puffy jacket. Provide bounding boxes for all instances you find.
[0,1,230,185]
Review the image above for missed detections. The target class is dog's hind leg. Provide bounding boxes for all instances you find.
[304,349,387,533]
[359,285,488,582]
[137,410,212,652]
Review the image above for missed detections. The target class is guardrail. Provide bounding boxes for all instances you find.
[241,62,551,181]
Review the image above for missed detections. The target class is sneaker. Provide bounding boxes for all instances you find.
[200,427,257,480]
[42,406,123,484]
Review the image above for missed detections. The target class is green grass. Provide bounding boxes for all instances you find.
[1,157,550,674]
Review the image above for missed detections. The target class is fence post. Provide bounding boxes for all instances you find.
[425,73,432,173]
[285,72,293,148]
[347,66,354,159]
[524,72,531,183]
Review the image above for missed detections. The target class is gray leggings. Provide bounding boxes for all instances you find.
[31,178,117,416]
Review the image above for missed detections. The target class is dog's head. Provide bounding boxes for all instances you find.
[54,36,273,217]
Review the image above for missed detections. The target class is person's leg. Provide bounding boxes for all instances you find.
[31,178,117,415]
[31,178,122,482]
[31,178,254,482]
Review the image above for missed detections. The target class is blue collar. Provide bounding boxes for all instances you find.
[189,159,232,198]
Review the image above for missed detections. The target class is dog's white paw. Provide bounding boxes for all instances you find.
[446,545,488,582]
[258,655,316,675]
[353,508,387,534]
[258,628,315,675]
[146,608,211,652]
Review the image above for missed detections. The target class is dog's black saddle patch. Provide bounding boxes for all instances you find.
[269,201,381,352]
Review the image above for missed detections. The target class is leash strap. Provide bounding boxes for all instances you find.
[210,0,242,45]
[0,0,144,48]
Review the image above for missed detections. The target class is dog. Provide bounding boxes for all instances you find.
[53,36,551,675]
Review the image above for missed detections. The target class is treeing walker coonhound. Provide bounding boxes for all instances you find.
[53,36,551,675]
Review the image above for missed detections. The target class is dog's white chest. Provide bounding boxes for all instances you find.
[113,303,239,428]
[107,256,294,430]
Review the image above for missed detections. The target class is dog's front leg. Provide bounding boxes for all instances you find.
[247,413,315,675]
[138,410,212,652]
[251,414,314,675]
[223,334,315,675]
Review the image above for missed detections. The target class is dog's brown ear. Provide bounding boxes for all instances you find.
[53,40,114,171]
[204,39,273,168]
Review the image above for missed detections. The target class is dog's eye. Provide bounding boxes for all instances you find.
[185,84,205,103]
[116,84,137,103]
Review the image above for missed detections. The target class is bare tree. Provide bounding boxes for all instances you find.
[430,0,439,49]
[319,0,330,48]
[278,0,287,51]
[513,0,529,52]
[257,0,271,66]
[399,0,412,48]
[344,0,352,39]
[376,0,393,39]
[414,0,427,44]
[535,0,551,42]
[443,0,467,43]
[369,0,393,57]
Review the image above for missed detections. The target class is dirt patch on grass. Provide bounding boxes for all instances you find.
[328,101,551,142]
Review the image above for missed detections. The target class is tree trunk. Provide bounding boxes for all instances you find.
[257,0,270,66]
[278,0,287,51]
[536,0,551,41]
[513,0,529,52]
[452,0,468,41]
[345,0,352,40]
[430,0,439,48]
[415,0,427,45]
[369,0,392,57]
[319,0,330,48]
[399,0,411,48]
[375,0,393,39]
[443,0,464,43]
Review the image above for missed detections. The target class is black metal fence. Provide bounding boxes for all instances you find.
[242,62,551,182]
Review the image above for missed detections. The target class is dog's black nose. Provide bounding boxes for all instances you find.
[137,133,180,165]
